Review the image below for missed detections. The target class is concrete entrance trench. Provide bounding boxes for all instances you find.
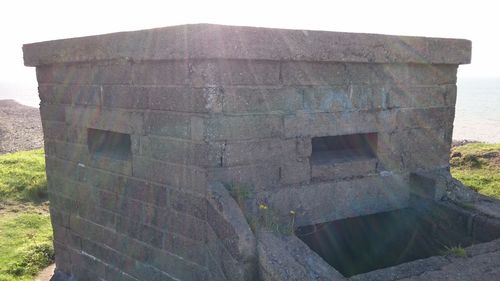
[295,202,500,278]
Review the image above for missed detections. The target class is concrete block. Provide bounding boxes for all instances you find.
[48,172,92,202]
[86,169,168,207]
[65,124,88,144]
[102,85,149,109]
[257,231,344,281]
[163,232,207,265]
[296,137,312,157]
[311,158,378,181]
[375,132,405,172]
[207,182,256,263]
[207,237,247,281]
[116,215,163,248]
[261,174,410,226]
[88,154,133,175]
[258,232,309,281]
[103,193,144,222]
[147,246,210,280]
[36,63,91,84]
[85,168,126,193]
[80,238,135,271]
[349,85,387,110]
[166,210,208,242]
[41,121,66,141]
[375,64,458,85]
[78,205,116,229]
[206,115,283,141]
[53,141,89,164]
[169,188,208,220]
[53,225,82,250]
[105,265,142,281]
[40,104,66,122]
[126,260,179,281]
[38,84,69,104]
[132,61,189,85]
[303,85,351,112]
[149,86,223,113]
[281,62,347,85]
[145,112,192,138]
[45,157,86,182]
[221,138,296,166]
[400,128,451,171]
[223,87,302,113]
[206,251,228,281]
[141,136,212,166]
[190,59,280,86]
[132,156,207,193]
[69,215,118,249]
[50,208,71,228]
[191,116,205,141]
[89,61,134,85]
[397,107,454,130]
[66,107,144,135]
[284,110,395,138]
[209,164,280,191]
[387,84,457,109]
[70,251,106,280]
[280,160,311,185]
[53,242,72,275]
[303,85,387,112]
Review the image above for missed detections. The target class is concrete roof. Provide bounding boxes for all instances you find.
[23,24,471,66]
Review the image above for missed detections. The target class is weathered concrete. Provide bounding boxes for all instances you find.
[22,24,475,280]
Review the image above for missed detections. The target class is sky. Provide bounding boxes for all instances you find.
[1,0,499,87]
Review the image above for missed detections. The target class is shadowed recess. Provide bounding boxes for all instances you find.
[295,204,498,277]
[87,128,131,160]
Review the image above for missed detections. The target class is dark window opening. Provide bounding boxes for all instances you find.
[88,129,131,160]
[311,133,377,165]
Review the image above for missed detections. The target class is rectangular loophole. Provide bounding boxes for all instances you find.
[87,129,131,160]
[311,133,377,165]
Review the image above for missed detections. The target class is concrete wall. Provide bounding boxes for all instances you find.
[24,24,471,280]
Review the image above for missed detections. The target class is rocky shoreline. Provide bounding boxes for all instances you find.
[0,99,43,154]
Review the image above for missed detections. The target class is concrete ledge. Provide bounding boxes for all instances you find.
[257,231,344,281]
[23,24,471,66]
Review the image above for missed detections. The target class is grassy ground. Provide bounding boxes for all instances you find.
[450,143,500,199]
[0,149,47,203]
[0,149,53,281]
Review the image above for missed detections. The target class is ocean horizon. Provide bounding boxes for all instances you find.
[1,77,499,143]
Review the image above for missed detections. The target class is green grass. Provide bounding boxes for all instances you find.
[0,149,47,203]
[451,143,500,199]
[0,213,53,281]
[0,149,53,281]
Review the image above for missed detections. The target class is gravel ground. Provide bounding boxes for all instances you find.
[0,99,43,154]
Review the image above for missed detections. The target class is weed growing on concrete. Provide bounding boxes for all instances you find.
[224,183,297,236]
[440,245,467,257]
[258,203,296,236]
[225,182,251,207]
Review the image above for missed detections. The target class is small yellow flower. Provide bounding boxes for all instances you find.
[259,204,268,210]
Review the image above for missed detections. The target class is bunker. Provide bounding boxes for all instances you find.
[23,24,500,280]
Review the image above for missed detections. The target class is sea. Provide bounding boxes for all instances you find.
[1,77,499,143]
